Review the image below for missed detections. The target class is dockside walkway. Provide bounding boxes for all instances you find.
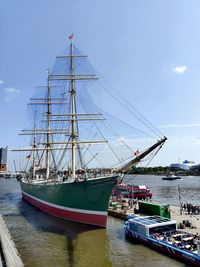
[170,206,200,235]
[0,214,23,267]
[108,202,200,235]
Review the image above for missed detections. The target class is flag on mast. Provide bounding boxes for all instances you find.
[134,149,140,156]
[68,33,73,40]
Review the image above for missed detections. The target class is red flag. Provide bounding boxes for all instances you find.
[68,33,73,40]
[134,149,140,156]
[35,163,40,167]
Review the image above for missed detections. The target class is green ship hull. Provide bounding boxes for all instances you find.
[20,175,119,227]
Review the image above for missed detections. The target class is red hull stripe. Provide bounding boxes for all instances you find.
[22,192,107,227]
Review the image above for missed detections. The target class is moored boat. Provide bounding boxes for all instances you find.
[124,215,200,266]
[12,37,167,227]
[112,182,152,200]
[162,174,181,180]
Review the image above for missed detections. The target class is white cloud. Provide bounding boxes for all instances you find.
[173,65,188,74]
[4,87,20,102]
[168,135,200,146]
[160,123,200,129]
[0,80,4,85]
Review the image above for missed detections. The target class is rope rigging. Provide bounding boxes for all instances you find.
[16,43,167,176]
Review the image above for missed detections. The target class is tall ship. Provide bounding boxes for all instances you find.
[13,37,167,227]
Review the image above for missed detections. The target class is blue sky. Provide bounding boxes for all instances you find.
[1,0,200,170]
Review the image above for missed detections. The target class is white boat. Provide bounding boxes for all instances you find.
[162,174,181,180]
[124,215,200,266]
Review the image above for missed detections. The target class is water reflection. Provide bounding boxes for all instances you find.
[15,200,110,267]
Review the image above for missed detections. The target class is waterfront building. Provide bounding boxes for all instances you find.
[0,146,8,173]
[170,160,195,171]
[189,164,200,174]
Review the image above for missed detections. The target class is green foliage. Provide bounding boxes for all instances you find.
[127,166,168,175]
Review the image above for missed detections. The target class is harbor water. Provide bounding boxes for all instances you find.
[0,175,199,267]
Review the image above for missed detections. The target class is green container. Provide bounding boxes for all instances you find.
[138,201,170,218]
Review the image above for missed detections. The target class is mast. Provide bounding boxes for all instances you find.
[13,160,17,174]
[12,41,166,180]
[70,42,76,179]
[46,69,51,179]
[32,110,37,179]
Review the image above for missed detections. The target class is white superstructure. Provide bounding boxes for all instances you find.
[170,160,195,170]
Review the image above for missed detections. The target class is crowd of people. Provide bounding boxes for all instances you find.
[181,203,200,215]
[152,230,200,251]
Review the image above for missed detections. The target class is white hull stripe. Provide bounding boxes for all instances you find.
[22,191,107,216]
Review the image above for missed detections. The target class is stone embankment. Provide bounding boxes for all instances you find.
[0,215,24,267]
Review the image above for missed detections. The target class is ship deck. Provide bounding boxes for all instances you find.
[21,174,119,185]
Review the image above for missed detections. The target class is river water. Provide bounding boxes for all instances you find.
[0,175,199,267]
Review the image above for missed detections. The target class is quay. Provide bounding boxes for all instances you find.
[108,200,200,235]
[170,206,200,235]
[0,215,23,267]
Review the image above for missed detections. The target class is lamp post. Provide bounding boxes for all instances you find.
[178,185,182,215]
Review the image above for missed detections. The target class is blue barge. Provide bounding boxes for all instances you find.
[124,215,200,266]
